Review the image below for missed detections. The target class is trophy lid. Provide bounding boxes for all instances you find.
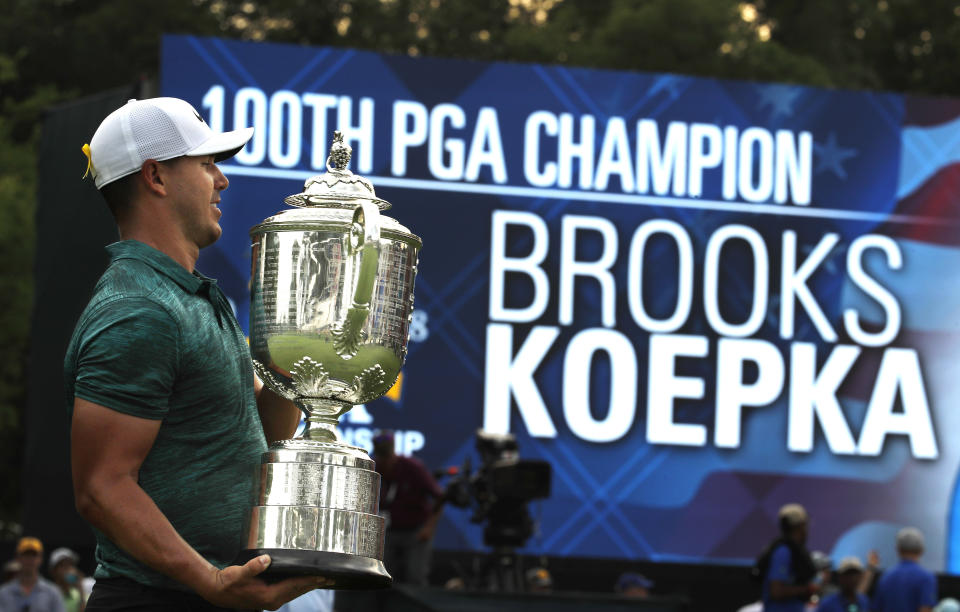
[284,131,391,211]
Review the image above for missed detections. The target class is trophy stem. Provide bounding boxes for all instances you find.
[297,398,353,443]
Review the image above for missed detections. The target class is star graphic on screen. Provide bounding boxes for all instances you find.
[756,84,802,119]
[801,242,846,275]
[814,132,858,180]
[766,294,781,330]
[648,75,684,100]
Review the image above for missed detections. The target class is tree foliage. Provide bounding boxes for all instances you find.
[1,0,959,530]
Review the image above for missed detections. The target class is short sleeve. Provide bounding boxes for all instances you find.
[767,545,793,583]
[73,297,180,419]
[920,570,937,607]
[815,594,839,612]
[872,579,886,612]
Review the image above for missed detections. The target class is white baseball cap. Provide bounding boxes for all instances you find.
[48,547,78,569]
[85,97,253,189]
[836,556,864,574]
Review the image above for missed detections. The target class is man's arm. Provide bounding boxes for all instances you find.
[768,581,816,601]
[859,549,879,594]
[415,460,446,542]
[416,502,444,542]
[254,373,302,444]
[766,546,816,601]
[918,570,937,612]
[71,398,325,608]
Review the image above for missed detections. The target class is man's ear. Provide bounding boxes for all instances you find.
[140,159,167,196]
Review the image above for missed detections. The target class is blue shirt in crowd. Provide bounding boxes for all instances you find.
[0,577,66,612]
[762,543,807,612]
[816,591,870,612]
[872,559,937,612]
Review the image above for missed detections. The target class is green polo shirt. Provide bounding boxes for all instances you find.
[64,240,267,591]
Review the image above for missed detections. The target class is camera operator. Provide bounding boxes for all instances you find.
[372,430,444,587]
[439,430,552,592]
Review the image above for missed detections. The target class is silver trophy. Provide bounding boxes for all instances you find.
[236,132,421,588]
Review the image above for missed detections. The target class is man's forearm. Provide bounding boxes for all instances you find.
[425,504,443,528]
[256,385,301,444]
[76,474,217,596]
[769,581,812,601]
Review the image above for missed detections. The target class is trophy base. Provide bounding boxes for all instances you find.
[234,548,392,589]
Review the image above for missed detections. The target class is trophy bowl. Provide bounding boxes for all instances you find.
[235,133,421,588]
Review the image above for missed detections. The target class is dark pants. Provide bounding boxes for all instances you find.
[383,528,432,586]
[85,577,249,612]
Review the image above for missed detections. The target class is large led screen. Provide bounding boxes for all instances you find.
[161,34,960,571]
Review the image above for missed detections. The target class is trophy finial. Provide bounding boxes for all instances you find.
[327,131,352,172]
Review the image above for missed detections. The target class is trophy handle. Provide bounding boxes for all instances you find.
[332,201,381,359]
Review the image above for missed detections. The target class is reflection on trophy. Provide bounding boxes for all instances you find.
[235,132,421,588]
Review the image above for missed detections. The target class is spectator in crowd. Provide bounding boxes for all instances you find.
[48,548,84,612]
[756,503,819,612]
[443,577,466,590]
[815,557,869,612]
[859,549,881,596]
[872,527,937,612]
[809,550,836,604]
[736,599,762,612]
[373,430,444,586]
[615,572,653,598]
[275,589,333,612]
[525,567,552,593]
[1,561,19,585]
[0,537,65,611]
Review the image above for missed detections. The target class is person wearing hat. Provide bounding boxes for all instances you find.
[1,559,21,585]
[0,537,65,611]
[525,567,553,594]
[372,430,444,586]
[815,557,869,612]
[934,598,960,612]
[48,548,84,612]
[614,572,653,598]
[66,97,327,611]
[872,527,937,612]
[755,503,819,612]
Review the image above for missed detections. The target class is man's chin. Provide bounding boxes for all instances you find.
[200,226,223,249]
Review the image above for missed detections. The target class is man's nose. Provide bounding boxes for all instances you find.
[214,164,229,190]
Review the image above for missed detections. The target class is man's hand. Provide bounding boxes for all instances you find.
[197,554,331,610]
[416,524,435,542]
[416,501,444,542]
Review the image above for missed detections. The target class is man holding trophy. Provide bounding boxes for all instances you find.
[68,96,422,611]
[66,97,329,611]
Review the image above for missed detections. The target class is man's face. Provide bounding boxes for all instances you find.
[51,560,75,581]
[17,550,40,574]
[837,570,861,594]
[164,155,229,249]
[790,521,808,544]
[622,585,649,598]
[374,441,395,458]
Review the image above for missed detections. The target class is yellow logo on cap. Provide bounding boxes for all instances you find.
[81,143,95,179]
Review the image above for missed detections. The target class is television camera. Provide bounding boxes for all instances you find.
[439,430,552,549]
